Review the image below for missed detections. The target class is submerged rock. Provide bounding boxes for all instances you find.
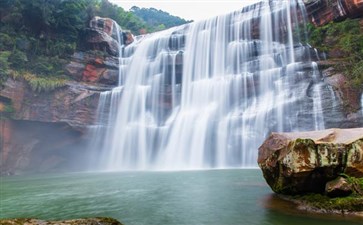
[258,128,363,194]
[0,217,123,225]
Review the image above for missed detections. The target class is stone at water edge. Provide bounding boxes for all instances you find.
[257,128,363,195]
[325,176,353,197]
[0,217,124,225]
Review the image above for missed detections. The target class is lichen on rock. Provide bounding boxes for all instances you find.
[258,128,363,195]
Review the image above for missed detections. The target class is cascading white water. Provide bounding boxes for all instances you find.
[311,62,325,130]
[92,0,332,171]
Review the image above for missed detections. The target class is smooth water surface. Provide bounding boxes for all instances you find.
[0,170,361,225]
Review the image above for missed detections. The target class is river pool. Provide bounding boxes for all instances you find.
[0,169,361,225]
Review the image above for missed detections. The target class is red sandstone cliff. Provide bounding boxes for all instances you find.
[305,0,363,26]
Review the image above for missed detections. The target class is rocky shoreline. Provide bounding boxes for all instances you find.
[0,217,123,225]
[277,194,363,217]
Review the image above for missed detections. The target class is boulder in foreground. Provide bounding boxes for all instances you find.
[258,128,363,195]
[0,217,123,225]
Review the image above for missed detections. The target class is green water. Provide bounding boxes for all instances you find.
[0,169,361,225]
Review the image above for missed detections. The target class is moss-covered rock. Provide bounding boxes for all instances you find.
[325,176,353,197]
[281,193,363,215]
[0,217,124,225]
[258,128,363,195]
[276,176,363,215]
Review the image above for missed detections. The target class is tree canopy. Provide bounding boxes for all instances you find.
[130,6,192,32]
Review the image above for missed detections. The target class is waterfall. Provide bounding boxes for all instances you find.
[91,0,331,171]
[311,62,325,130]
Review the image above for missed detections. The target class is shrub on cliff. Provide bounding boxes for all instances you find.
[0,51,11,86]
[307,19,363,88]
[0,0,190,89]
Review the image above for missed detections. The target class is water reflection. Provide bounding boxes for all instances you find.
[262,194,363,225]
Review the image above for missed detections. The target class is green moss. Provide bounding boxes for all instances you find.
[340,174,363,196]
[293,176,363,212]
[296,194,363,212]
[24,73,68,93]
[10,70,68,93]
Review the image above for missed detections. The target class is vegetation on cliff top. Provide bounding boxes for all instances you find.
[307,19,363,88]
[0,0,189,91]
[130,6,192,32]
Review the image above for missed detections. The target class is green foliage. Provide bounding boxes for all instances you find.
[8,50,28,69]
[154,24,166,32]
[130,6,192,32]
[0,33,15,50]
[16,71,68,92]
[308,19,363,53]
[294,176,363,212]
[340,174,363,196]
[94,0,149,34]
[30,56,68,76]
[308,19,363,88]
[0,0,189,92]
[8,69,68,93]
[0,101,15,119]
[3,103,15,114]
[0,51,11,86]
[297,193,363,211]
[53,0,88,41]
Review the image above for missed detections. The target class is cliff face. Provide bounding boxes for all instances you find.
[0,17,125,174]
[1,79,102,130]
[0,79,107,174]
[305,0,363,26]
[304,0,363,121]
[65,17,133,86]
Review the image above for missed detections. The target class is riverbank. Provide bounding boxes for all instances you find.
[0,217,123,225]
[278,194,363,217]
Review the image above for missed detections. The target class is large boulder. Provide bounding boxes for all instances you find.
[89,16,134,45]
[86,17,134,56]
[85,28,120,56]
[258,128,363,195]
